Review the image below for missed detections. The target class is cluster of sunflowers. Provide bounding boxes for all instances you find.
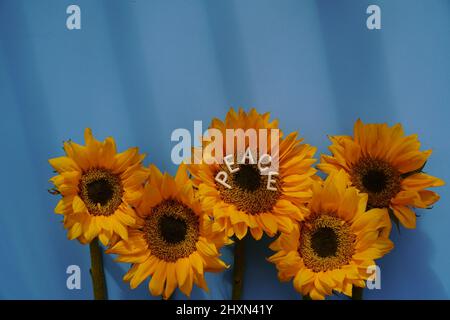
[49,108,444,300]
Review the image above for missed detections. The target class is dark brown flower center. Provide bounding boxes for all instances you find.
[216,163,280,215]
[144,200,199,262]
[234,165,262,191]
[299,214,355,272]
[350,157,401,208]
[79,168,123,216]
[311,227,338,258]
[362,169,388,193]
[87,178,114,206]
[158,215,187,244]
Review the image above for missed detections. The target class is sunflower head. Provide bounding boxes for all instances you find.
[107,164,229,299]
[318,119,445,229]
[189,108,317,240]
[268,170,393,300]
[49,128,149,246]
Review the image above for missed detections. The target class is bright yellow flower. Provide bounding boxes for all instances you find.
[268,170,393,300]
[318,119,445,229]
[107,164,229,299]
[49,128,149,246]
[189,108,317,240]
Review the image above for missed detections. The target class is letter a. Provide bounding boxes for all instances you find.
[66,5,81,30]
[366,5,381,30]
[66,265,81,290]
[366,265,381,290]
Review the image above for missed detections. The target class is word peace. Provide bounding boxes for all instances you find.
[215,152,278,191]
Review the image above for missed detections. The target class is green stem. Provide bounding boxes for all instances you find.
[232,238,245,300]
[351,286,363,300]
[89,238,107,300]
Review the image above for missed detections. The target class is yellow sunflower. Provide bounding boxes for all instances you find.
[188,108,317,240]
[318,119,445,229]
[268,170,393,300]
[49,128,149,246]
[106,164,229,299]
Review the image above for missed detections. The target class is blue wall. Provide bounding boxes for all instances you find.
[0,0,449,299]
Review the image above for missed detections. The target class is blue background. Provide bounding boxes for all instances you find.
[0,0,449,299]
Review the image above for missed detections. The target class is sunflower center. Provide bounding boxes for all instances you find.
[79,168,123,216]
[362,169,387,193]
[144,199,199,262]
[86,178,114,206]
[311,227,338,258]
[299,214,355,272]
[351,157,401,208]
[158,215,187,244]
[216,163,280,215]
[234,165,262,191]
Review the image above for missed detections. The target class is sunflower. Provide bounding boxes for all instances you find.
[49,128,149,246]
[106,164,229,299]
[188,108,317,240]
[318,119,445,229]
[268,170,393,300]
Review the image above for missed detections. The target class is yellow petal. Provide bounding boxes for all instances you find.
[402,173,445,190]
[250,227,263,240]
[68,142,91,170]
[176,258,190,287]
[189,252,204,275]
[259,213,278,235]
[294,268,315,289]
[309,288,325,300]
[417,190,440,207]
[392,205,416,229]
[113,147,139,174]
[163,263,177,299]
[114,207,136,226]
[160,173,176,199]
[130,257,157,289]
[49,157,80,173]
[99,137,117,169]
[112,218,129,240]
[149,164,163,187]
[84,128,101,166]
[84,217,100,242]
[98,232,110,246]
[67,222,82,240]
[72,195,87,213]
[197,238,218,257]
[175,163,189,186]
[194,272,209,292]
[233,222,248,240]
[149,260,166,296]
[179,264,194,297]
[55,196,75,214]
